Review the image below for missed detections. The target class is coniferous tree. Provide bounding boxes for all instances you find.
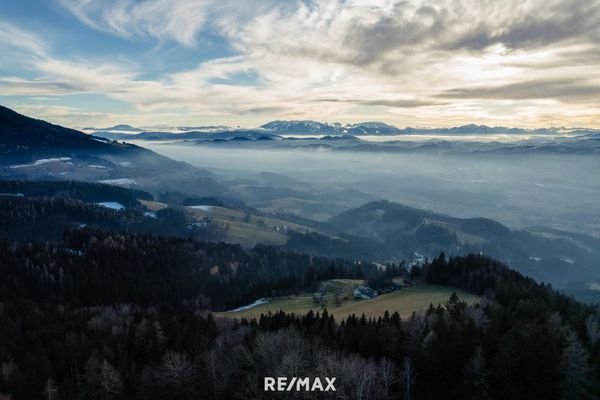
[461,347,491,400]
[80,357,122,400]
[560,332,597,400]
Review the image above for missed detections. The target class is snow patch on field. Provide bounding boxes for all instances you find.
[10,157,72,169]
[188,205,214,211]
[0,192,24,197]
[95,202,125,210]
[589,283,600,292]
[227,298,269,312]
[98,178,137,186]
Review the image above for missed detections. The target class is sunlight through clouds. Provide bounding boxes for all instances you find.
[0,0,598,127]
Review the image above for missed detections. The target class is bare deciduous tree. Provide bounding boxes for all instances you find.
[43,378,58,400]
[157,351,195,399]
[378,359,397,400]
[400,357,415,400]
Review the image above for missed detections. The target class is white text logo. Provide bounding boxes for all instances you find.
[264,377,337,392]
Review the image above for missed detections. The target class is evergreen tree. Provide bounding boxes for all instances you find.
[461,347,490,400]
[560,332,597,400]
[80,357,122,400]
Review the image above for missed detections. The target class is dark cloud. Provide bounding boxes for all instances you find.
[450,1,600,51]
[440,78,600,101]
[241,106,290,114]
[316,97,443,108]
[337,0,600,69]
[342,3,449,65]
[361,99,444,108]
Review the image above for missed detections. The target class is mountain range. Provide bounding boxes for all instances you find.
[83,118,600,139]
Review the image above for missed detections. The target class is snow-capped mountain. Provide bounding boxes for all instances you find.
[345,122,401,135]
[261,120,400,135]
[261,120,341,134]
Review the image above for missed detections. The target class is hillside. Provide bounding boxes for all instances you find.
[0,105,141,159]
[185,204,318,247]
[0,105,227,198]
[0,179,336,248]
[0,182,193,242]
[294,200,600,286]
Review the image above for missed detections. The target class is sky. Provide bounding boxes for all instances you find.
[0,0,599,129]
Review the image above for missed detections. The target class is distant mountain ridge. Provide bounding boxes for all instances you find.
[92,129,280,142]
[84,124,142,132]
[86,118,600,139]
[261,120,401,135]
[262,120,594,135]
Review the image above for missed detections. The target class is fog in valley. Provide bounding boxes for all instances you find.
[138,140,600,237]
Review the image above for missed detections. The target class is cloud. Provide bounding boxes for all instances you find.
[59,0,207,46]
[446,1,600,51]
[441,79,600,102]
[0,22,48,57]
[0,0,599,127]
[317,98,444,108]
[338,0,600,66]
[361,99,446,108]
[59,0,286,47]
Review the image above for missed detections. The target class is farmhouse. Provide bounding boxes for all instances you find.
[354,285,378,299]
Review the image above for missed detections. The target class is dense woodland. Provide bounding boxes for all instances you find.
[0,196,189,242]
[1,231,599,399]
[1,180,600,399]
[0,181,152,208]
[0,179,232,243]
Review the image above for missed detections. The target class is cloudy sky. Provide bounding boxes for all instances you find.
[1,0,599,128]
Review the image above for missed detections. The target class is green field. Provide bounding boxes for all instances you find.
[185,205,315,247]
[216,282,479,321]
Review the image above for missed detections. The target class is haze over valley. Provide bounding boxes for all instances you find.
[2,106,600,300]
[139,137,600,234]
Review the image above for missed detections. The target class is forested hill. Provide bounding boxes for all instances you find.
[1,234,599,399]
[0,183,598,398]
[252,255,600,400]
[0,228,375,310]
[0,105,141,155]
[306,199,600,285]
[0,107,227,199]
[0,179,152,207]
[0,181,599,398]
